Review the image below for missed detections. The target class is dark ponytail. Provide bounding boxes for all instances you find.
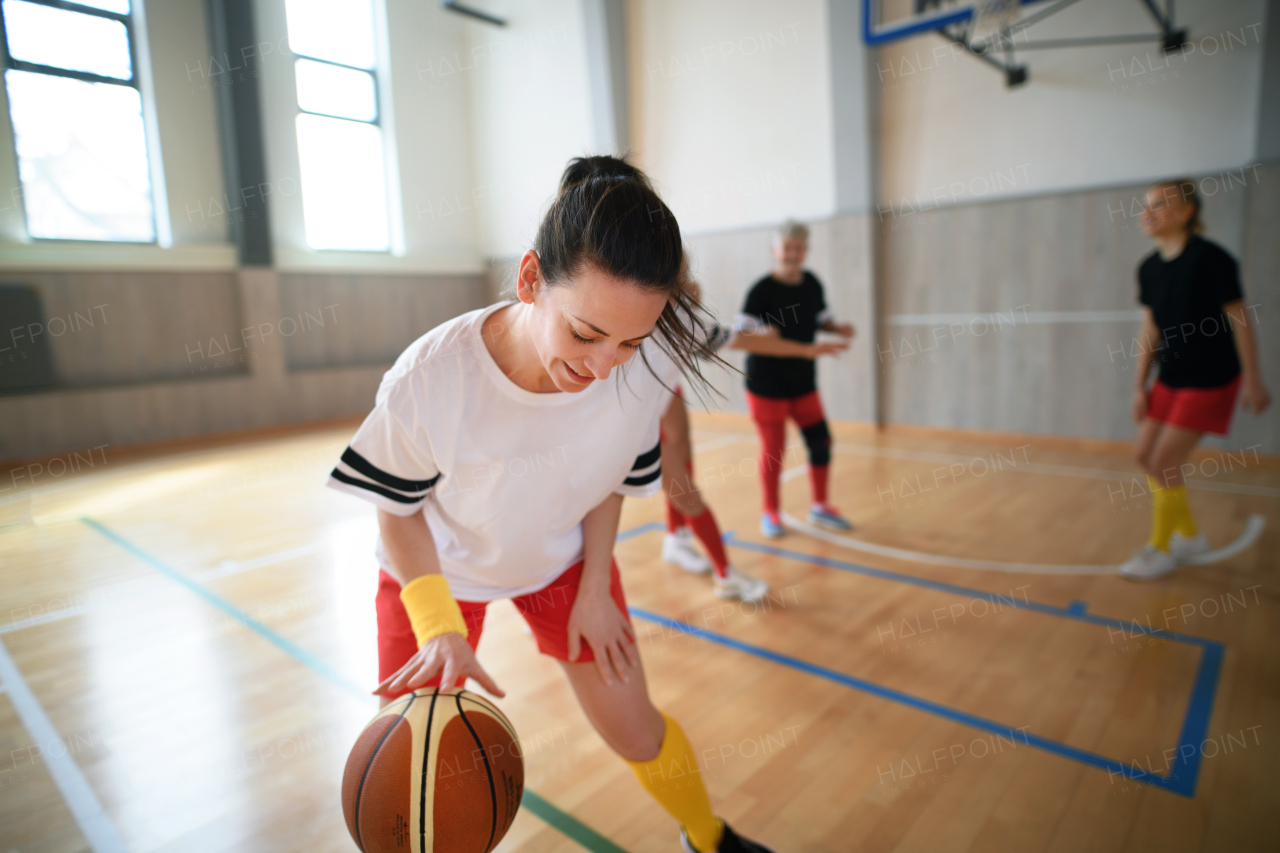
[535,155,724,394]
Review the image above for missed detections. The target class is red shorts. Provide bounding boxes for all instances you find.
[376,559,630,698]
[744,389,826,428]
[1148,376,1241,435]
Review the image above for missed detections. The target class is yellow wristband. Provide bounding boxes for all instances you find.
[399,575,469,647]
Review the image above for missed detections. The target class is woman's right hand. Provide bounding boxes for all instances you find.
[809,341,850,359]
[1132,387,1149,423]
[373,632,505,698]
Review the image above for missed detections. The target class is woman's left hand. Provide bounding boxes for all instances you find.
[1241,378,1272,414]
[566,585,637,686]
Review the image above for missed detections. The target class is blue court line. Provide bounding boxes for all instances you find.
[81,517,632,853]
[82,517,365,694]
[620,524,1223,798]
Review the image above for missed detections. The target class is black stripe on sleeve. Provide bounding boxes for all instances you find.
[330,468,436,504]
[631,441,661,471]
[341,446,439,493]
[624,466,662,487]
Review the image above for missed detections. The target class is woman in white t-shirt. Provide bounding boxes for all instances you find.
[328,157,775,853]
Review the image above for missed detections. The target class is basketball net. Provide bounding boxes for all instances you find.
[971,0,1019,46]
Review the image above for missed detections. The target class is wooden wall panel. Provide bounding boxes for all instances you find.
[277,273,486,370]
[0,270,488,461]
[1237,160,1280,454]
[1,271,244,386]
[877,167,1277,452]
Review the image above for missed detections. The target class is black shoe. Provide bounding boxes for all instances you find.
[680,821,778,853]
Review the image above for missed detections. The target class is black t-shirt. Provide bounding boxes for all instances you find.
[739,271,829,398]
[1137,236,1244,388]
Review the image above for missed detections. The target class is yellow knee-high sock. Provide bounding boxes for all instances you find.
[1147,479,1196,550]
[627,713,723,852]
[1166,485,1198,537]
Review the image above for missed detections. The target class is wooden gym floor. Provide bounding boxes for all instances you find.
[0,413,1276,853]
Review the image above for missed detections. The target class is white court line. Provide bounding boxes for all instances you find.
[887,310,1144,325]
[0,603,105,635]
[0,542,325,635]
[780,511,1114,574]
[831,442,1280,498]
[1180,515,1268,565]
[714,435,1277,498]
[779,511,1267,575]
[0,637,128,852]
[691,434,750,455]
[190,542,326,582]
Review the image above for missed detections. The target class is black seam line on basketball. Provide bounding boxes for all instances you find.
[420,687,440,852]
[624,466,662,487]
[383,691,416,711]
[355,692,417,853]
[459,695,517,742]
[331,468,430,503]
[631,441,661,470]
[342,446,442,492]
[457,692,499,853]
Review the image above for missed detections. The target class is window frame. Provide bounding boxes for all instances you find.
[293,54,380,125]
[0,0,158,243]
[286,3,392,253]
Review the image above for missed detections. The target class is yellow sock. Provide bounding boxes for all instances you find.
[1165,485,1198,537]
[627,713,723,852]
[1147,481,1196,550]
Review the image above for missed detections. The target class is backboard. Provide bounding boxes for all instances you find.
[862,0,1042,46]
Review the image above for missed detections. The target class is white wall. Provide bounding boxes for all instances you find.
[462,0,601,258]
[877,0,1268,208]
[628,0,837,235]
[138,0,228,248]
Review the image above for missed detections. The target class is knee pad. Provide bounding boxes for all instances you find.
[801,420,831,467]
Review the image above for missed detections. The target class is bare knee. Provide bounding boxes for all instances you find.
[1148,452,1183,485]
[611,728,663,763]
[598,722,663,762]
[595,708,665,762]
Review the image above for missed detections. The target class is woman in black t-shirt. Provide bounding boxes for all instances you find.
[730,220,854,539]
[1121,178,1271,581]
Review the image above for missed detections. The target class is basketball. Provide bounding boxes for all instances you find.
[342,688,524,853]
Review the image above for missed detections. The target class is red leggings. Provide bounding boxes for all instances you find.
[745,390,829,514]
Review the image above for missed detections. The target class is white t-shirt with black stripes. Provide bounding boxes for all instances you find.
[327,302,673,602]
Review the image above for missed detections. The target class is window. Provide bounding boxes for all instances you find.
[1,0,156,242]
[284,0,390,252]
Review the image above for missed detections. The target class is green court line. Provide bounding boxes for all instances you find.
[80,516,632,853]
[520,790,632,853]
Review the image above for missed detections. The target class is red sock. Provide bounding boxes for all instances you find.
[687,508,729,578]
[755,421,786,515]
[666,498,685,533]
[810,465,829,507]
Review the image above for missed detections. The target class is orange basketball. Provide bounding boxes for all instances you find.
[342,687,524,853]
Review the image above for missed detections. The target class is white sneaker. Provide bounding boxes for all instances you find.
[714,566,770,603]
[1169,532,1212,561]
[1119,545,1178,581]
[662,528,711,575]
